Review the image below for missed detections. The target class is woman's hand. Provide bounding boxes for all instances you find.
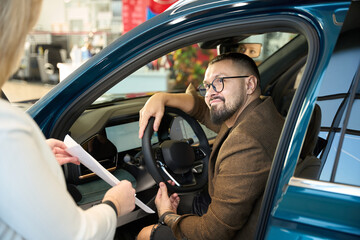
[46,138,80,165]
[103,180,136,217]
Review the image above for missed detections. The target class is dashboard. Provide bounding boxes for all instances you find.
[105,121,158,152]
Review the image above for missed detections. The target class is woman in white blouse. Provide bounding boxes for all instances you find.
[0,1,136,239]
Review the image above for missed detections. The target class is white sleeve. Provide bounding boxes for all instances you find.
[0,126,117,240]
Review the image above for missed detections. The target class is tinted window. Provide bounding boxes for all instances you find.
[315,30,360,186]
[319,77,360,186]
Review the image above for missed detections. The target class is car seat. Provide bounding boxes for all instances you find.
[268,55,307,117]
[266,56,323,179]
[294,104,322,179]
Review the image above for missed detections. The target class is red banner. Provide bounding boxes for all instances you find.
[122,0,147,33]
[122,0,178,33]
[149,0,178,14]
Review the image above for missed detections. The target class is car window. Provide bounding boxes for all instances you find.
[318,69,360,186]
[98,32,296,103]
[296,29,360,187]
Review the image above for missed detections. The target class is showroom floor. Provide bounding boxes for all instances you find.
[3,79,54,103]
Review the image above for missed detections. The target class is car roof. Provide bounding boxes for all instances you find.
[168,0,349,12]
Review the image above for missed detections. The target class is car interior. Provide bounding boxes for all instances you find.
[57,30,327,237]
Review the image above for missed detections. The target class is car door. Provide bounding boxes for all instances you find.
[27,0,356,236]
[258,2,360,239]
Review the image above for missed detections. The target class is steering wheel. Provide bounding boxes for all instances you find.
[142,107,211,193]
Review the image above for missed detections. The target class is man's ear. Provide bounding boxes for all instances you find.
[246,75,258,95]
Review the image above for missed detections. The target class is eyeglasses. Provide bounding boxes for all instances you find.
[198,76,249,96]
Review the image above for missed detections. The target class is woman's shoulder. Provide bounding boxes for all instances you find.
[0,99,35,133]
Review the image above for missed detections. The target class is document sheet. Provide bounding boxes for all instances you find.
[64,134,155,214]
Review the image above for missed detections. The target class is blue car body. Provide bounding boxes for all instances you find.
[28,0,359,239]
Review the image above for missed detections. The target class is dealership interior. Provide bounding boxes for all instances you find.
[3,0,125,102]
[3,0,293,104]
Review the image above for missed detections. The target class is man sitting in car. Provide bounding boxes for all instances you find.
[137,52,284,240]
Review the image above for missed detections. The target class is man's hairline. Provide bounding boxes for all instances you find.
[206,59,256,82]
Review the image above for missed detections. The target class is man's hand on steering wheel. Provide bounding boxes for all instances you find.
[139,91,196,139]
[139,93,167,139]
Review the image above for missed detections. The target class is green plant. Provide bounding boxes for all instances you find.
[172,45,216,90]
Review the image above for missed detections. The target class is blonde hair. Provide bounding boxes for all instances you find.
[0,0,43,88]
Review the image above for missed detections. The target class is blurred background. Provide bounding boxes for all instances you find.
[2,0,293,104]
[3,0,177,102]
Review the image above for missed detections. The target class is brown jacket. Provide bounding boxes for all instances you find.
[171,85,284,239]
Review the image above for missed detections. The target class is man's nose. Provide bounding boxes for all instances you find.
[205,86,217,98]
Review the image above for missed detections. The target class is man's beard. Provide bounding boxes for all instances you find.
[209,96,239,125]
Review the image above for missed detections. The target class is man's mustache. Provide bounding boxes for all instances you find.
[210,96,225,102]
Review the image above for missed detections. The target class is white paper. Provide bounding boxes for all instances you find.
[64,134,155,214]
